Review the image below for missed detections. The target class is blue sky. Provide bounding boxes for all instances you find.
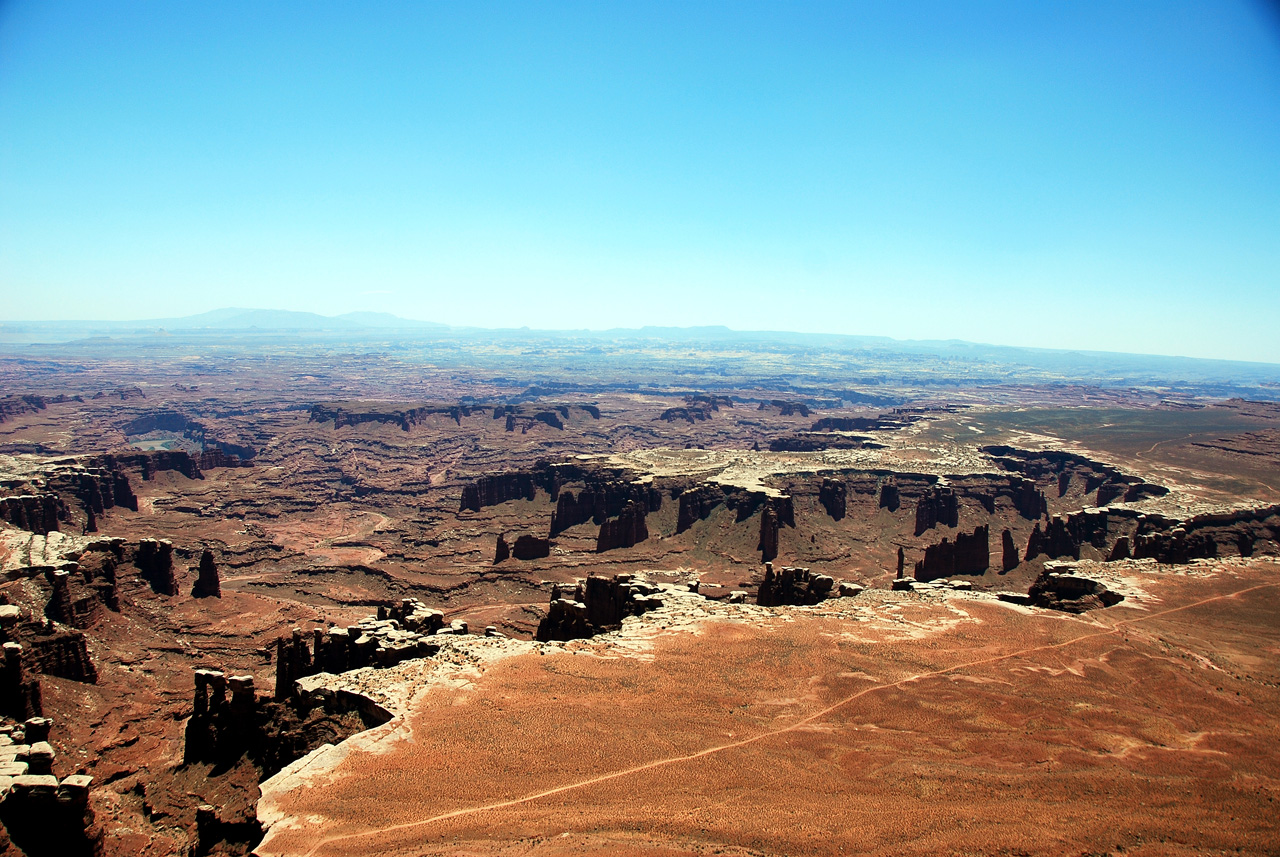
[2,1,1278,361]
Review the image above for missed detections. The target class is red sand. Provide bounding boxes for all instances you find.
[258,561,1280,857]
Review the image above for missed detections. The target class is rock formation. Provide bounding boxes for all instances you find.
[1028,563,1123,613]
[879,480,900,512]
[0,640,42,720]
[185,667,387,778]
[914,526,989,582]
[756,564,836,606]
[810,415,913,432]
[981,445,1169,505]
[191,549,221,598]
[91,450,203,481]
[1001,528,1019,571]
[819,478,846,521]
[134,538,178,596]
[914,485,959,535]
[535,574,665,641]
[0,744,102,857]
[759,505,780,563]
[460,471,538,512]
[676,484,724,533]
[596,501,649,552]
[767,434,879,452]
[0,495,65,536]
[273,601,445,700]
[551,479,658,536]
[310,402,489,431]
[493,534,510,564]
[42,570,74,627]
[759,400,811,416]
[511,535,551,560]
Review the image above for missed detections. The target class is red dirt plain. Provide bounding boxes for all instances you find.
[258,559,1280,857]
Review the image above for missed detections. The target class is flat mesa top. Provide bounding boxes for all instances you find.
[604,443,1001,495]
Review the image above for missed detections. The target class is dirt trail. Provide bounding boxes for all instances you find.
[298,581,1279,857]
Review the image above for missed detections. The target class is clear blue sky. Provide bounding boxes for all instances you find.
[2,1,1278,361]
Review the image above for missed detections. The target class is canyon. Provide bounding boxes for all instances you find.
[0,332,1277,856]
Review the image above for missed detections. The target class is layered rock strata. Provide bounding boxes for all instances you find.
[756,564,836,606]
[191,549,221,598]
[914,526,990,582]
[273,600,446,699]
[535,574,665,642]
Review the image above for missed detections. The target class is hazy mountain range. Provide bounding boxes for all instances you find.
[2,309,1278,389]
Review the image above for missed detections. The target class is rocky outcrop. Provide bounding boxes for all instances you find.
[6,617,97,685]
[914,486,959,536]
[1127,506,1280,563]
[493,535,510,564]
[310,402,488,431]
[981,445,1168,505]
[1001,528,1019,571]
[196,446,254,470]
[185,670,260,765]
[819,479,847,521]
[274,602,445,700]
[659,395,733,423]
[74,541,122,615]
[810,415,913,432]
[658,405,713,423]
[759,400,811,417]
[62,464,138,520]
[273,630,312,700]
[1025,510,1117,562]
[42,570,74,627]
[0,640,42,720]
[490,404,599,432]
[460,471,538,512]
[914,526,989,582]
[551,480,658,536]
[1028,563,1123,613]
[462,460,663,522]
[535,597,592,641]
[0,756,102,857]
[90,450,203,481]
[759,506,779,562]
[596,501,649,552]
[185,668,387,778]
[1025,517,1071,561]
[754,496,795,563]
[534,574,665,641]
[0,495,65,535]
[511,535,551,560]
[134,538,178,596]
[768,434,879,452]
[0,458,142,535]
[1006,477,1048,520]
[756,564,835,606]
[879,480,901,512]
[0,395,49,424]
[676,484,725,533]
[191,549,221,598]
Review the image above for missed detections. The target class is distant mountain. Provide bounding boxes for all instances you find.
[0,308,446,336]
[2,310,1278,388]
[169,308,365,330]
[335,311,446,329]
